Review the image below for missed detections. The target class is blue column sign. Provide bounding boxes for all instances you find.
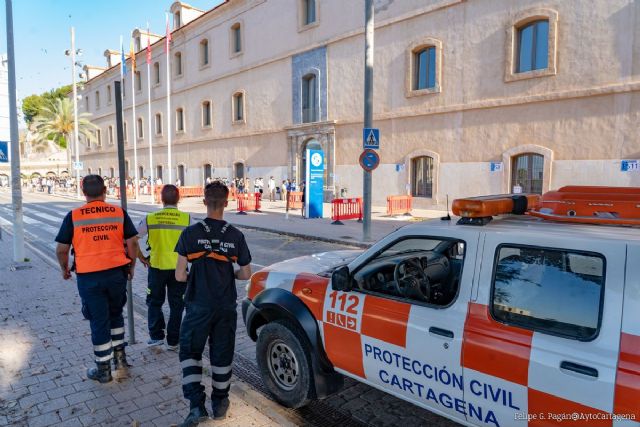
[0,141,8,163]
[305,149,324,218]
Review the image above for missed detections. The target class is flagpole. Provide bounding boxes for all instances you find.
[131,39,139,202]
[165,12,173,185]
[146,24,154,204]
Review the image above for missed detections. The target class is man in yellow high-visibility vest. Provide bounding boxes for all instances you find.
[137,184,192,350]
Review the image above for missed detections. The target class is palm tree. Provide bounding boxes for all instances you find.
[32,97,97,172]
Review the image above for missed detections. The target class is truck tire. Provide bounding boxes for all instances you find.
[256,319,314,408]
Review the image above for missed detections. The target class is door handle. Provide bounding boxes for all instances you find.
[560,361,598,378]
[429,326,454,339]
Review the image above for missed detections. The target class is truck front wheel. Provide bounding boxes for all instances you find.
[256,320,314,408]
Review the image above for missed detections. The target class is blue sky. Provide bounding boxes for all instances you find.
[0,0,222,101]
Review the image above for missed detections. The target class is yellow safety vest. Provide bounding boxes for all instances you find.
[146,207,190,270]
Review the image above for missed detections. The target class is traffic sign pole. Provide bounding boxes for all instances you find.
[362,0,374,241]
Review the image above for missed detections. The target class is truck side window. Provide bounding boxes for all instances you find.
[491,245,605,341]
[353,238,465,307]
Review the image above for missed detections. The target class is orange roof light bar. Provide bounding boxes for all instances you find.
[452,194,541,219]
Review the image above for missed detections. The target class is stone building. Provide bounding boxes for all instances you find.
[76,0,640,207]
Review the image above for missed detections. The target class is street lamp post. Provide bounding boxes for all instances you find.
[66,28,81,199]
[5,0,25,262]
[362,0,374,241]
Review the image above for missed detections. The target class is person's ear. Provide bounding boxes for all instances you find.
[203,198,207,206]
[224,200,229,208]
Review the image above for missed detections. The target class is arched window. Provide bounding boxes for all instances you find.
[411,156,434,198]
[107,85,112,104]
[302,74,318,123]
[413,46,436,90]
[98,167,102,177]
[176,108,185,132]
[123,122,128,143]
[231,23,242,54]
[177,165,185,185]
[155,113,162,135]
[138,166,144,180]
[87,168,92,175]
[96,129,102,147]
[156,165,163,182]
[108,125,114,145]
[232,92,244,122]
[135,71,142,91]
[85,95,90,111]
[202,101,211,127]
[517,20,549,73]
[511,153,544,194]
[95,91,100,108]
[137,118,144,139]
[174,52,183,76]
[124,160,130,178]
[200,39,209,66]
[234,162,245,179]
[204,164,213,183]
[109,167,115,178]
[174,11,181,29]
[153,62,160,84]
[303,0,316,26]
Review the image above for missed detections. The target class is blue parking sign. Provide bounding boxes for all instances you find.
[0,141,8,163]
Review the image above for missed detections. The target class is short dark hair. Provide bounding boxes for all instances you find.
[161,184,180,205]
[81,175,105,198]
[204,181,229,210]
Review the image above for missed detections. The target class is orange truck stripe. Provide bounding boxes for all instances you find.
[528,388,612,427]
[614,332,640,419]
[323,322,365,378]
[360,294,411,348]
[291,273,329,320]
[462,302,533,386]
[247,270,269,300]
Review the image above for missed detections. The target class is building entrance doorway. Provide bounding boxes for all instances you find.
[299,138,322,184]
[234,162,245,180]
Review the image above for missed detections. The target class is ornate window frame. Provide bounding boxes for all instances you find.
[405,38,443,98]
[505,8,559,82]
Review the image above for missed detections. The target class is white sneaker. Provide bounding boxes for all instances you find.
[147,338,164,347]
[166,343,179,352]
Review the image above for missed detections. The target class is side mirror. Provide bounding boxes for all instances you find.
[331,265,352,291]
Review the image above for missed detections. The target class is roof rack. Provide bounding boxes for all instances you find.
[528,186,640,226]
[451,186,640,226]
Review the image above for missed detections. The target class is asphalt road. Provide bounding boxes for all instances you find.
[0,189,458,427]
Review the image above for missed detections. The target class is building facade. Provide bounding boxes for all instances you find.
[77,0,640,207]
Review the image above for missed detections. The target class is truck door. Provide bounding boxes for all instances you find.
[322,230,480,424]
[614,243,640,422]
[463,234,625,427]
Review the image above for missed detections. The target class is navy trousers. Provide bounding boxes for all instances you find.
[146,267,186,345]
[77,266,127,363]
[179,303,237,409]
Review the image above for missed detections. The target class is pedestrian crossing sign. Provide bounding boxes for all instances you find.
[363,128,379,150]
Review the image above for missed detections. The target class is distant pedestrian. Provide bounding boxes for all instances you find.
[301,182,306,218]
[54,175,138,383]
[268,177,275,202]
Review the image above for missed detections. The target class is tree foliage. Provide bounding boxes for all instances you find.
[31,97,97,153]
[22,84,73,124]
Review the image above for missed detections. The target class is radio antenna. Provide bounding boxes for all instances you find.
[441,194,452,221]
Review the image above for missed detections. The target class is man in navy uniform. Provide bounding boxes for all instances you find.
[175,181,252,426]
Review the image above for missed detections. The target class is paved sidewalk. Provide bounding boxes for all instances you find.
[51,190,445,247]
[0,239,294,426]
